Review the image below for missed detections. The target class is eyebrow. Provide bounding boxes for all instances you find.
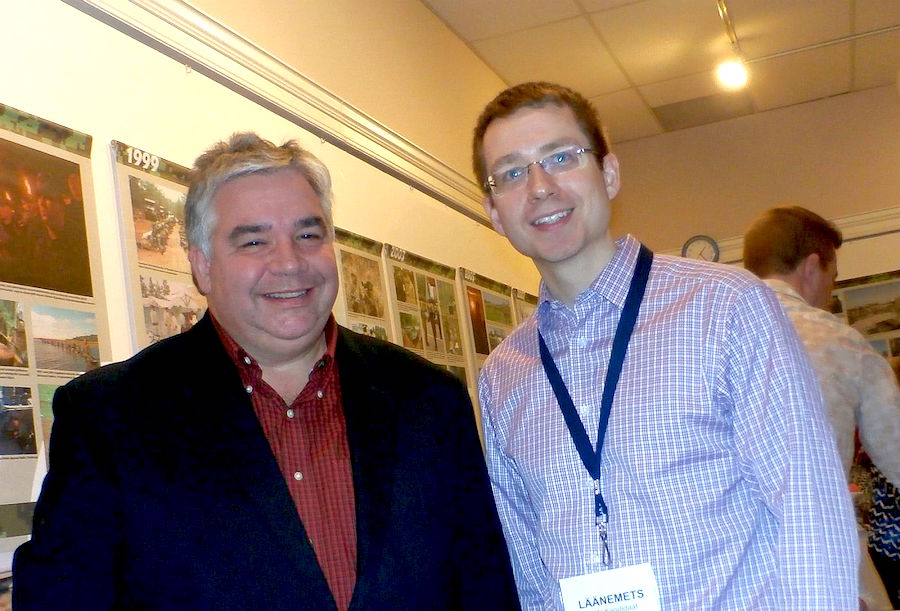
[489,139,584,171]
[227,216,326,241]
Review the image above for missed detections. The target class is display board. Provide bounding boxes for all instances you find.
[0,104,111,557]
[512,288,539,326]
[832,269,900,377]
[384,245,469,388]
[112,142,205,348]
[333,228,392,342]
[458,269,514,386]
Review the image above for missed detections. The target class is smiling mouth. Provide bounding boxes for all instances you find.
[532,209,571,226]
[264,290,309,299]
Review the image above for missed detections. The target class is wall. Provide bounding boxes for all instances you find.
[612,85,900,280]
[1,0,541,363]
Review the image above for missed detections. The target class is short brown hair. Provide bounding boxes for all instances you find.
[472,82,610,193]
[743,206,842,276]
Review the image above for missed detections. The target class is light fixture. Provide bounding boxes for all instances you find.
[715,0,748,89]
[717,60,747,88]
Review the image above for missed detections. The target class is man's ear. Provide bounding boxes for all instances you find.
[482,195,507,237]
[602,153,621,200]
[188,246,211,296]
[795,253,821,299]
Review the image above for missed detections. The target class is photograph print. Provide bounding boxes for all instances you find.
[31,304,99,373]
[129,175,190,273]
[340,250,386,318]
[0,386,35,456]
[0,137,92,296]
[140,274,205,347]
[0,299,27,367]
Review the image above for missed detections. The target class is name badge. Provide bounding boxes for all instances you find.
[559,562,661,611]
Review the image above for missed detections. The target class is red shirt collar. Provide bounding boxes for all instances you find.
[211,313,339,378]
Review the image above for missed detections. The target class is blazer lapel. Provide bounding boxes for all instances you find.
[336,329,400,590]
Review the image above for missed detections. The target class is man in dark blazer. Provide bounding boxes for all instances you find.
[13,132,519,610]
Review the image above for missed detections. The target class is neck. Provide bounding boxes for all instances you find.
[538,234,617,306]
[258,333,328,404]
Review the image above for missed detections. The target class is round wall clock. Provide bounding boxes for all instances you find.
[681,234,720,262]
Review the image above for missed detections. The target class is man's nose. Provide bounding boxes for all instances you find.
[526,163,556,201]
[269,240,307,272]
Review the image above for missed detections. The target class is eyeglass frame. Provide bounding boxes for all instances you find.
[484,145,601,196]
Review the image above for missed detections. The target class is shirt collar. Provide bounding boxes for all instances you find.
[211,313,339,379]
[762,278,809,305]
[538,234,642,315]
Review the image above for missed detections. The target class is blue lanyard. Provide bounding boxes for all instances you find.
[538,244,653,560]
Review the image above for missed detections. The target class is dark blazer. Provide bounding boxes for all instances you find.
[13,314,519,610]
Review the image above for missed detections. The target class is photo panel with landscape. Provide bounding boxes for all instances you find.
[31,304,99,374]
[834,270,900,359]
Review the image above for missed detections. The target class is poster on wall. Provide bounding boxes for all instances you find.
[333,228,392,342]
[512,288,539,326]
[112,141,205,348]
[384,245,468,387]
[831,269,900,378]
[0,104,112,562]
[458,269,513,384]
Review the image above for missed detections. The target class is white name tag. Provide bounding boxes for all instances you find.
[559,562,661,611]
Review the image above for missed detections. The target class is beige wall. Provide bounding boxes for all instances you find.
[2,0,540,362]
[612,85,900,257]
[190,0,900,279]
[191,0,505,175]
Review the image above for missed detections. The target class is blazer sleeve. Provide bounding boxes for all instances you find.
[13,381,122,610]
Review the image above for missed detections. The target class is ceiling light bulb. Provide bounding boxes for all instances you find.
[717,60,747,88]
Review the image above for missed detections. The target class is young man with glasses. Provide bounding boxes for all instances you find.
[473,82,857,610]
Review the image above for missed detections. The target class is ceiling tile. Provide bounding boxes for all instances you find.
[590,0,732,85]
[580,0,647,10]
[591,88,663,142]
[473,17,630,95]
[420,0,580,42]
[728,0,852,59]
[854,30,900,90]
[748,44,852,111]
[638,70,734,107]
[855,0,900,31]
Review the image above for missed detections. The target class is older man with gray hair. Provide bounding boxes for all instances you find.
[13,132,519,610]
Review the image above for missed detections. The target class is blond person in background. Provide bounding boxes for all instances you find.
[744,205,900,610]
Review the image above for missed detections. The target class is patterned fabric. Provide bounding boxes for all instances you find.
[215,315,356,611]
[479,234,857,610]
[764,279,900,486]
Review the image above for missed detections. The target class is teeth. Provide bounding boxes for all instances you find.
[266,290,308,299]
[533,210,570,225]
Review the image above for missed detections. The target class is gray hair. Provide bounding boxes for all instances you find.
[184,132,334,257]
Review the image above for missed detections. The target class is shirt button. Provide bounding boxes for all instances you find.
[578,337,588,348]
[243,356,251,365]
[293,471,303,481]
[316,390,324,399]
[286,408,295,419]
[591,552,603,564]
[245,385,253,394]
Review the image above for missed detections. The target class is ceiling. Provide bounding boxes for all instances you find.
[421,0,900,144]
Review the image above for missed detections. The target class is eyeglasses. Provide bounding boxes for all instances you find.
[485,146,599,196]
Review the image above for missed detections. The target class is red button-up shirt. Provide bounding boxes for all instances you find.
[213,315,356,610]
